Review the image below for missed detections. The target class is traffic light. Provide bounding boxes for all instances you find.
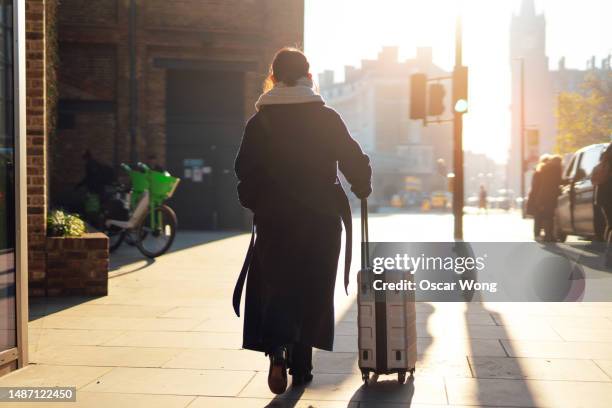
[428,83,446,116]
[452,66,469,112]
[410,73,427,120]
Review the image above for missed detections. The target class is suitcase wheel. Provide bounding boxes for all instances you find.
[398,371,406,385]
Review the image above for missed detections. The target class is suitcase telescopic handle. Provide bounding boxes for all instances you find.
[361,198,370,270]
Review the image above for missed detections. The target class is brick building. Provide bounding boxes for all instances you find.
[51,0,305,230]
[2,0,305,376]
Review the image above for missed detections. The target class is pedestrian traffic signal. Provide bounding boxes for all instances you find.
[453,66,469,113]
[410,73,427,120]
[428,83,446,116]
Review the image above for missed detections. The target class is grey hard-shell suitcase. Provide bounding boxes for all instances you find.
[357,199,417,385]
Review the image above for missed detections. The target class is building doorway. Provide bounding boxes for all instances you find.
[166,69,246,230]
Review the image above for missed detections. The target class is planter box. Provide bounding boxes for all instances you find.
[45,232,109,296]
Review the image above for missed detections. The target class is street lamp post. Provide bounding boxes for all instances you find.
[516,57,526,218]
[452,16,465,240]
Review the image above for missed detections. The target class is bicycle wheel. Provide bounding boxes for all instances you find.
[106,226,125,253]
[135,204,177,258]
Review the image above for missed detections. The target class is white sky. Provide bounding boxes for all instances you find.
[304,0,612,164]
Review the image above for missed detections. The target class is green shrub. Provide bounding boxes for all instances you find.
[47,210,86,237]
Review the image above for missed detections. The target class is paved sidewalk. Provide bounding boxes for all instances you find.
[1,213,612,407]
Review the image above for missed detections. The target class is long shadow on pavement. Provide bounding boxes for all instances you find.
[465,300,537,406]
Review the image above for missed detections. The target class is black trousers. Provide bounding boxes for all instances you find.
[533,212,543,239]
[288,343,312,375]
[542,213,555,241]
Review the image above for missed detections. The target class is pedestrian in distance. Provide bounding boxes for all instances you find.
[478,184,488,214]
[233,48,372,395]
[592,143,612,266]
[526,154,550,240]
[535,155,562,242]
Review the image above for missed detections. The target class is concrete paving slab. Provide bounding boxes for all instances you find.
[419,338,508,357]
[163,348,268,371]
[494,314,612,330]
[160,306,232,319]
[31,345,183,368]
[192,318,243,333]
[0,364,111,389]
[469,356,611,381]
[35,315,203,331]
[82,367,255,396]
[447,377,612,407]
[593,360,612,380]
[312,352,359,374]
[425,321,563,341]
[422,312,496,326]
[502,339,612,359]
[416,355,473,378]
[28,328,125,347]
[48,304,176,318]
[554,326,612,342]
[104,330,242,349]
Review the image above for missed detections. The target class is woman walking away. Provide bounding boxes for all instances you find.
[527,154,550,240]
[593,144,612,266]
[233,48,372,395]
[535,155,562,242]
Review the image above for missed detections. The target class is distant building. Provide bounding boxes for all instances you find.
[508,0,611,195]
[319,47,452,204]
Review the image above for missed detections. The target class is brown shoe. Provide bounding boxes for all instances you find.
[268,347,287,394]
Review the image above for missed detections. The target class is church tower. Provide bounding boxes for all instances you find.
[508,0,556,196]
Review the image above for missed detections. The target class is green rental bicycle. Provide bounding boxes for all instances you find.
[104,163,180,258]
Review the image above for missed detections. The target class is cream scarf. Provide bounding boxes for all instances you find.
[255,77,324,111]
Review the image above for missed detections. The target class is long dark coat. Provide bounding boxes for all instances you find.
[535,161,562,215]
[234,102,371,353]
[526,169,543,216]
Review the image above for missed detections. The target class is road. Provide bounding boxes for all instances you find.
[364,208,532,242]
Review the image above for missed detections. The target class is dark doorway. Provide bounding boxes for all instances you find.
[166,69,245,230]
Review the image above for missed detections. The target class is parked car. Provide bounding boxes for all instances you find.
[555,143,608,242]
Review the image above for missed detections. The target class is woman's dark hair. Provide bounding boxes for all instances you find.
[264,47,309,90]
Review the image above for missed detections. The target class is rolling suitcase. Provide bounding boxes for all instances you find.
[357,199,417,385]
